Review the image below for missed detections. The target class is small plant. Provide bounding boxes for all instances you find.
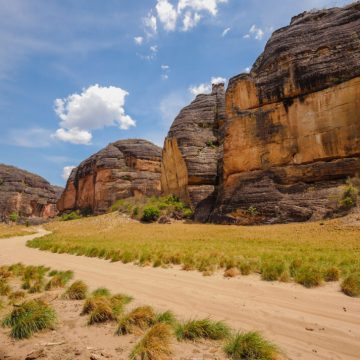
[0,278,11,296]
[8,291,26,303]
[2,300,56,339]
[61,211,82,221]
[141,206,160,222]
[92,287,111,298]
[9,212,19,223]
[117,306,156,335]
[224,267,240,278]
[9,263,26,277]
[341,272,360,297]
[239,261,252,276]
[88,300,115,325]
[175,318,231,341]
[338,182,358,209]
[261,262,286,281]
[45,270,73,290]
[295,266,323,288]
[247,206,259,217]
[323,267,340,282]
[224,331,279,360]
[64,280,88,300]
[130,323,172,360]
[155,310,177,325]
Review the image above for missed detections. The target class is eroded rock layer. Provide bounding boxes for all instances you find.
[212,2,360,224]
[0,164,60,221]
[58,139,162,214]
[161,83,226,221]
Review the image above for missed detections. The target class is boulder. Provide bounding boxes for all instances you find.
[0,164,60,221]
[57,139,162,214]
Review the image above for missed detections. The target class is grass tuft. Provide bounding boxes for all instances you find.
[2,299,56,339]
[295,266,323,288]
[88,299,115,325]
[116,306,156,335]
[129,323,172,360]
[64,280,88,300]
[323,267,340,282]
[341,272,360,297]
[45,270,73,290]
[224,268,240,278]
[175,318,231,341]
[92,287,111,298]
[155,310,177,325]
[261,262,286,282]
[0,279,11,296]
[224,331,280,360]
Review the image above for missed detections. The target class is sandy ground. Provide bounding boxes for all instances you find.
[0,229,359,360]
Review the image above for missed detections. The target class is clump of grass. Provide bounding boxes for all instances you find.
[261,262,286,281]
[0,279,11,296]
[323,267,340,282]
[8,263,26,277]
[2,299,56,339]
[155,311,177,325]
[224,331,280,360]
[92,287,111,298]
[129,323,172,360]
[341,272,360,297]
[175,318,231,341]
[21,266,48,293]
[295,266,323,288]
[8,291,26,303]
[63,280,88,300]
[239,261,252,276]
[224,268,240,278]
[88,299,115,325]
[116,306,156,335]
[45,270,74,290]
[0,266,11,279]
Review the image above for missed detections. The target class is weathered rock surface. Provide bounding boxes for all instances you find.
[0,164,60,221]
[161,83,226,221]
[58,139,162,214]
[212,2,360,224]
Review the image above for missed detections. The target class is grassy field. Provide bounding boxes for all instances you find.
[0,224,35,239]
[26,213,360,289]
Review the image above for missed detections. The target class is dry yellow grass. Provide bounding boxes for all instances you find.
[26,213,360,287]
[0,224,35,239]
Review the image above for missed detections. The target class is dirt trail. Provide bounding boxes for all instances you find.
[1,229,359,360]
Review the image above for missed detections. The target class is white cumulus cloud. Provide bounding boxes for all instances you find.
[211,76,226,85]
[53,84,135,145]
[177,0,228,16]
[182,11,201,31]
[156,0,178,31]
[144,12,158,36]
[62,166,76,180]
[244,24,265,40]
[189,76,226,96]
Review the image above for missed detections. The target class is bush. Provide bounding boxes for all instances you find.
[155,311,177,326]
[341,272,360,297]
[261,262,286,281]
[61,211,82,221]
[323,267,340,282]
[64,280,88,300]
[2,300,56,339]
[129,323,172,360]
[88,299,115,325]
[175,318,231,341]
[92,287,111,298]
[45,270,73,290]
[338,183,358,209]
[295,266,322,288]
[9,212,19,223]
[141,206,160,223]
[224,331,279,360]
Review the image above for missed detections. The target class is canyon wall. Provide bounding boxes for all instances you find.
[0,164,60,221]
[161,83,226,221]
[58,139,162,214]
[211,2,360,224]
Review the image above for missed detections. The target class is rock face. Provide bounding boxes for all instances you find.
[0,164,60,221]
[161,83,226,221]
[58,139,162,214]
[212,2,360,224]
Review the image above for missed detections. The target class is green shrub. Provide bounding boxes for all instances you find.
[61,211,82,221]
[338,184,358,209]
[9,212,19,223]
[155,310,177,325]
[323,267,340,282]
[92,287,111,298]
[224,331,279,360]
[261,262,286,281]
[116,306,156,335]
[45,270,73,290]
[141,206,160,222]
[175,318,231,341]
[341,272,360,297]
[129,323,172,360]
[2,300,56,339]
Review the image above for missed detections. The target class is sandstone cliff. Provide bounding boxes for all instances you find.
[58,139,162,214]
[0,164,60,221]
[212,2,360,224]
[161,83,226,221]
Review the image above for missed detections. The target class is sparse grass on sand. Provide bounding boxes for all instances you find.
[0,224,35,239]
[224,331,280,360]
[341,272,360,297]
[2,299,56,339]
[27,213,360,289]
[63,280,88,300]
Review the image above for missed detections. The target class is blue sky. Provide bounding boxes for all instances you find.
[0,0,353,186]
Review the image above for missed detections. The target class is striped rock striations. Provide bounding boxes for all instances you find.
[57,139,162,214]
[211,2,360,224]
[0,164,60,221]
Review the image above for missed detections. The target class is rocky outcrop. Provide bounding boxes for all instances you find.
[211,2,360,224]
[58,139,162,214]
[0,164,60,221]
[161,83,226,221]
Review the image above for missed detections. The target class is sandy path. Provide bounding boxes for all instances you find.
[0,229,359,360]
